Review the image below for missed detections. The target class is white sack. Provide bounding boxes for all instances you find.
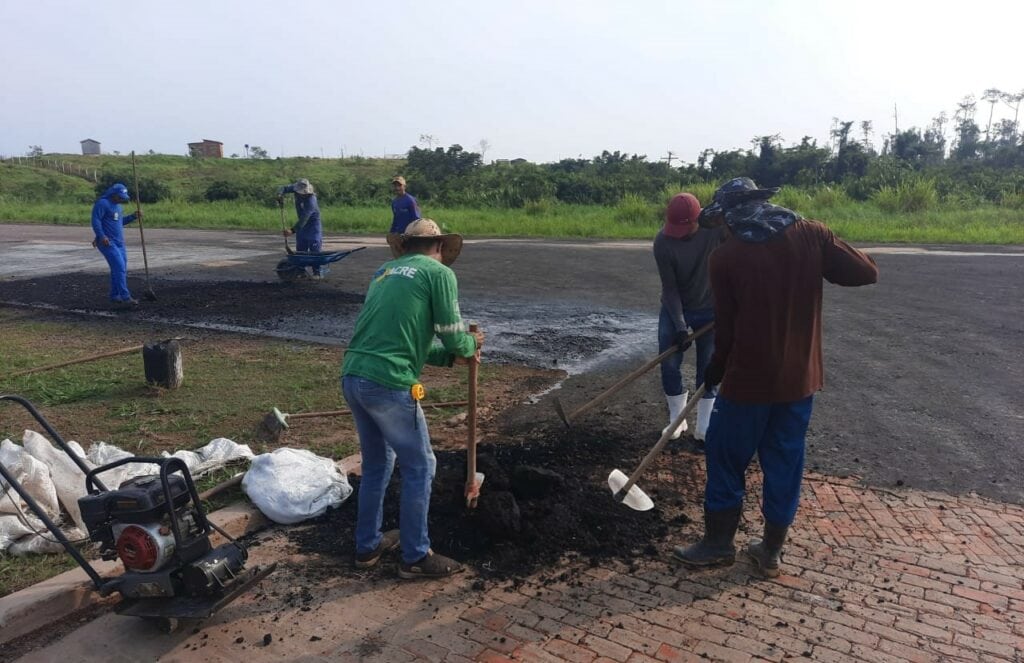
[167,437,253,477]
[0,514,35,551]
[22,430,94,531]
[242,448,352,525]
[0,439,60,519]
[86,441,155,490]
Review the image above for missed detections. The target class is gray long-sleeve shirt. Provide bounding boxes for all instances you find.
[653,226,726,331]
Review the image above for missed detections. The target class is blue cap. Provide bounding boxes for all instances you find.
[106,183,130,201]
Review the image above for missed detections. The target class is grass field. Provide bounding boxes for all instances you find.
[2,157,1023,244]
[0,308,534,596]
[2,198,1023,244]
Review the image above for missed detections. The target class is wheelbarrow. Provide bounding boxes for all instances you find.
[275,246,365,282]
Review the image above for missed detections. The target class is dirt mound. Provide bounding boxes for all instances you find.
[287,422,706,580]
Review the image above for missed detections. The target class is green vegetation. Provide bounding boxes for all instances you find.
[2,131,1024,244]
[2,193,1022,244]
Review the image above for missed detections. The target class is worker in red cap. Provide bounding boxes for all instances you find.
[653,192,726,446]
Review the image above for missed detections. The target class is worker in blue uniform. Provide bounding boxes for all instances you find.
[91,183,140,306]
[277,178,325,277]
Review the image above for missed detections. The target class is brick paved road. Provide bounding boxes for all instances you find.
[19,465,1024,662]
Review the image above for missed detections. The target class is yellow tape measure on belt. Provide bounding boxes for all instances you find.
[410,383,426,401]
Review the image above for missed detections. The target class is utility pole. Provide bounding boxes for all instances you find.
[893,104,899,135]
[660,151,676,167]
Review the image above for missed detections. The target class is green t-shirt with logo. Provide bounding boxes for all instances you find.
[342,253,477,390]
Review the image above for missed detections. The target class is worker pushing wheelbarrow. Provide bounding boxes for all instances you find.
[276,178,365,282]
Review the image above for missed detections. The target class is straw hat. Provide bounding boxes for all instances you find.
[401,218,463,266]
[293,178,315,195]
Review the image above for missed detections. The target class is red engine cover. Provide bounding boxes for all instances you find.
[116,525,159,571]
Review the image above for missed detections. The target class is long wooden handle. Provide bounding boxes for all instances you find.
[617,385,706,498]
[279,198,293,254]
[288,399,469,420]
[9,337,183,378]
[466,324,479,485]
[11,344,143,378]
[568,322,713,423]
[198,473,244,501]
[130,151,151,276]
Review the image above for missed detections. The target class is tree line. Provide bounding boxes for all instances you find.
[405,89,1024,208]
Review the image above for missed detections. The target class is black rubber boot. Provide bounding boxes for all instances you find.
[745,522,789,577]
[672,507,741,568]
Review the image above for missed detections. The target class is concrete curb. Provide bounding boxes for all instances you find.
[0,500,268,646]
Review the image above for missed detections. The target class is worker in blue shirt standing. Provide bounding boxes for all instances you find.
[91,183,140,306]
[387,176,422,258]
[277,178,325,277]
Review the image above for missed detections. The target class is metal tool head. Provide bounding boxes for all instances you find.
[465,471,485,508]
[255,408,289,442]
[552,397,571,429]
[608,469,654,511]
[272,407,289,429]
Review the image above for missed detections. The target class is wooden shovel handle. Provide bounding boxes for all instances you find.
[566,322,713,424]
[130,151,151,273]
[617,385,706,499]
[466,324,480,503]
[287,399,468,420]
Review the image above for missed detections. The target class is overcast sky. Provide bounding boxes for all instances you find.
[2,0,1022,164]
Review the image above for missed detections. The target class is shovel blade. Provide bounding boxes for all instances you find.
[608,469,654,511]
[272,407,289,429]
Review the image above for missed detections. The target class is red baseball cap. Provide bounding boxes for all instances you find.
[663,193,702,239]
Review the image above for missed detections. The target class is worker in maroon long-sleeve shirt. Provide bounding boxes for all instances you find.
[674,177,879,577]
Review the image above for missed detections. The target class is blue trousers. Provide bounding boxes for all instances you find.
[658,306,716,398]
[296,232,324,276]
[341,375,435,564]
[97,242,132,301]
[704,395,814,526]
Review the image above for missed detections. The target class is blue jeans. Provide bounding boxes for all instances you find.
[658,306,716,398]
[704,395,814,526]
[341,375,435,563]
[97,242,131,301]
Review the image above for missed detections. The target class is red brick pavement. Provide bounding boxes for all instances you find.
[18,468,1024,662]
[318,469,1024,663]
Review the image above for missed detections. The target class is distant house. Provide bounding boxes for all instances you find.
[80,139,101,155]
[187,139,224,158]
[510,158,528,166]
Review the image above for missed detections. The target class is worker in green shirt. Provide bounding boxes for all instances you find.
[341,218,484,579]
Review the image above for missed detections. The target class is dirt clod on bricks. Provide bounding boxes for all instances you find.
[288,420,707,582]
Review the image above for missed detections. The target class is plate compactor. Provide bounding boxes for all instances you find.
[0,395,275,632]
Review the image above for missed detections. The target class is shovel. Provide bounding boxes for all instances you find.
[554,323,712,428]
[608,385,706,511]
[278,198,294,255]
[465,323,484,508]
[257,400,469,442]
[130,151,157,302]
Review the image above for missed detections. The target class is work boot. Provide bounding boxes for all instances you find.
[672,507,741,568]
[662,391,689,440]
[745,522,789,578]
[694,397,716,442]
[354,529,400,569]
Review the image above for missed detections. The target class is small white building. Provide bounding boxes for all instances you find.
[80,139,101,155]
